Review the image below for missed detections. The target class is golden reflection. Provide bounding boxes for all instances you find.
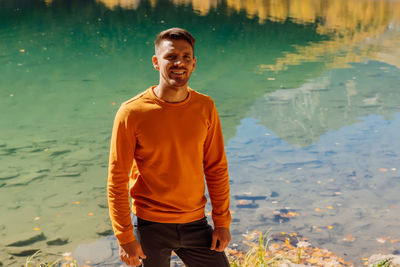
[172,0,219,15]
[94,0,400,68]
[95,0,141,10]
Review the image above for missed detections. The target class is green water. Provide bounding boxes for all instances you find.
[1,0,400,265]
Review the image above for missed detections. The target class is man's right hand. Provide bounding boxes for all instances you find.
[119,240,147,266]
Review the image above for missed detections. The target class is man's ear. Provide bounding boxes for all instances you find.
[192,56,197,71]
[152,55,159,70]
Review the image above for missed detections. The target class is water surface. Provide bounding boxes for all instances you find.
[1,0,400,265]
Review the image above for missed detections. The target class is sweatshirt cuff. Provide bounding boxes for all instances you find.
[116,231,136,245]
[212,212,231,229]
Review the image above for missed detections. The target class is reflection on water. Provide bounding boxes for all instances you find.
[250,61,400,146]
[1,0,400,265]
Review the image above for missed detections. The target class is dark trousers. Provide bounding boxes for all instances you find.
[133,216,230,267]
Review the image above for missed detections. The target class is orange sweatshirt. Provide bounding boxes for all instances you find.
[107,86,231,245]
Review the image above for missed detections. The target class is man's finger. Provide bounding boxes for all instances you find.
[138,247,147,259]
[210,234,218,250]
[131,256,141,266]
[216,240,224,252]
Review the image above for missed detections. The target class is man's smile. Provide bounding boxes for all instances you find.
[170,70,186,75]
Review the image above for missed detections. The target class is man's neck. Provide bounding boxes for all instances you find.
[153,84,189,103]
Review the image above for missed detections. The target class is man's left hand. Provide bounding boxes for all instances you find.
[210,227,231,252]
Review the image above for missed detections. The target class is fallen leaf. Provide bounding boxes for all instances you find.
[327,225,333,229]
[308,258,320,264]
[343,235,355,242]
[88,212,94,216]
[327,206,334,210]
[391,168,397,171]
[376,236,391,243]
[362,258,368,261]
[19,49,25,53]
[390,239,400,243]
[111,102,116,106]
[379,168,388,172]
[33,227,40,231]
[314,208,323,212]
[390,205,397,209]
[75,201,80,205]
[270,243,280,249]
[33,217,40,221]
[267,77,275,81]
[296,241,311,248]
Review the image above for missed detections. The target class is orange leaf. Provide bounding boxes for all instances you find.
[343,235,355,242]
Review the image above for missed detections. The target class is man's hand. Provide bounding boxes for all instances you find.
[210,227,231,252]
[119,240,147,266]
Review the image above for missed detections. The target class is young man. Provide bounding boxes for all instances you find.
[107,28,231,267]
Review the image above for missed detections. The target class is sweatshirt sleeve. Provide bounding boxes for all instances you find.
[203,100,231,228]
[107,105,136,245]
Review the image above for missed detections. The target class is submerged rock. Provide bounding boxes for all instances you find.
[234,195,267,201]
[270,191,279,197]
[50,149,71,156]
[6,174,46,187]
[0,172,19,181]
[6,232,46,247]
[46,238,69,246]
[6,247,40,257]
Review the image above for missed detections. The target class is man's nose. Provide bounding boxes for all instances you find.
[173,57,184,66]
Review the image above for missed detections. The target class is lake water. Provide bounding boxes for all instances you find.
[1,0,400,266]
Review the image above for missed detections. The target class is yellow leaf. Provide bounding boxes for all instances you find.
[88,212,94,216]
[308,258,320,264]
[75,201,80,205]
[33,227,40,231]
[327,206,334,210]
[314,208,323,212]
[327,225,333,229]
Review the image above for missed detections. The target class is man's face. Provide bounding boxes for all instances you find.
[152,39,196,89]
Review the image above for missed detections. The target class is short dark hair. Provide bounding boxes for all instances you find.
[155,27,195,54]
